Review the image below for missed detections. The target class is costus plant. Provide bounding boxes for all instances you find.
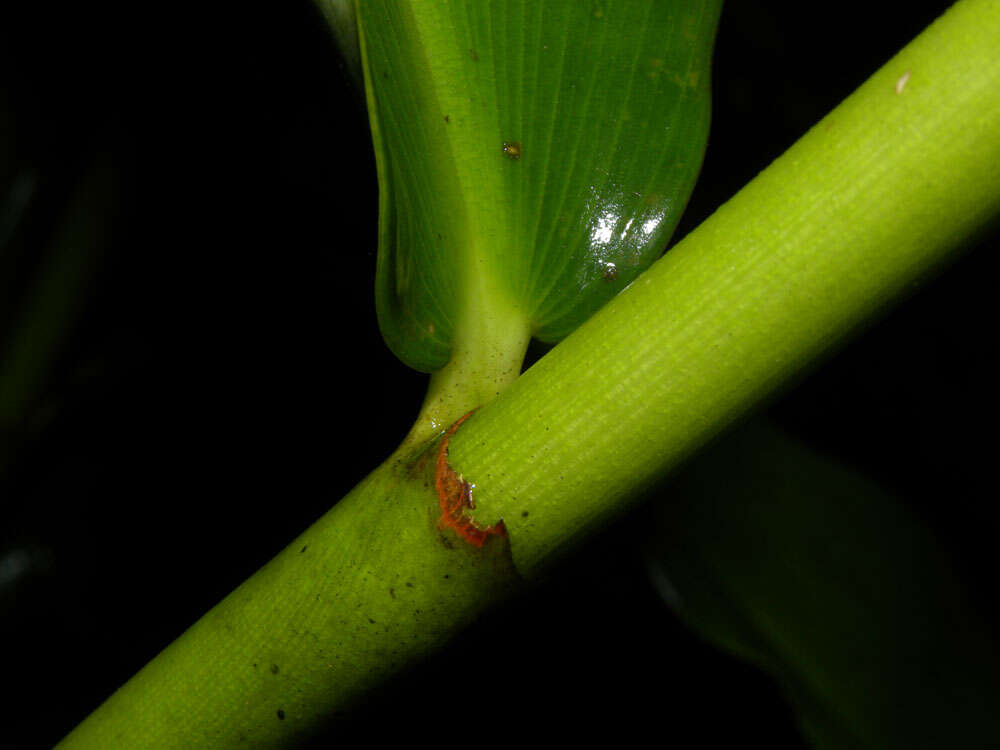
[1,0,997,747]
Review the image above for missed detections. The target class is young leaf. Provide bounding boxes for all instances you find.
[357,0,722,372]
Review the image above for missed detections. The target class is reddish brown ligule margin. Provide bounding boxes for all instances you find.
[435,411,507,547]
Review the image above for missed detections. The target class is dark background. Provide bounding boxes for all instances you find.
[1,1,996,746]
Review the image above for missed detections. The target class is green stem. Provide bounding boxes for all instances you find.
[59,448,521,748]
[450,0,1000,575]
[59,1,1000,746]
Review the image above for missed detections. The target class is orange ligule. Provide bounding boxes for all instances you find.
[435,411,507,547]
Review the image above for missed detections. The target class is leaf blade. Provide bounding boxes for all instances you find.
[358,0,722,371]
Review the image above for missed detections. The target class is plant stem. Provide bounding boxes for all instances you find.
[58,1,1000,746]
[59,448,521,748]
[451,0,1000,575]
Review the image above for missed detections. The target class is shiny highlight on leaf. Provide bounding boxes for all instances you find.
[358,0,723,373]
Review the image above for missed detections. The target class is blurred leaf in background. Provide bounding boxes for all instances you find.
[0,150,119,475]
[646,419,1000,748]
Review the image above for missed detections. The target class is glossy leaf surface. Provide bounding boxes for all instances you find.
[358,0,721,371]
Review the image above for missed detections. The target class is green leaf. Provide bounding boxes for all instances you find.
[0,154,117,472]
[646,420,1000,748]
[314,0,362,86]
[357,0,721,372]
